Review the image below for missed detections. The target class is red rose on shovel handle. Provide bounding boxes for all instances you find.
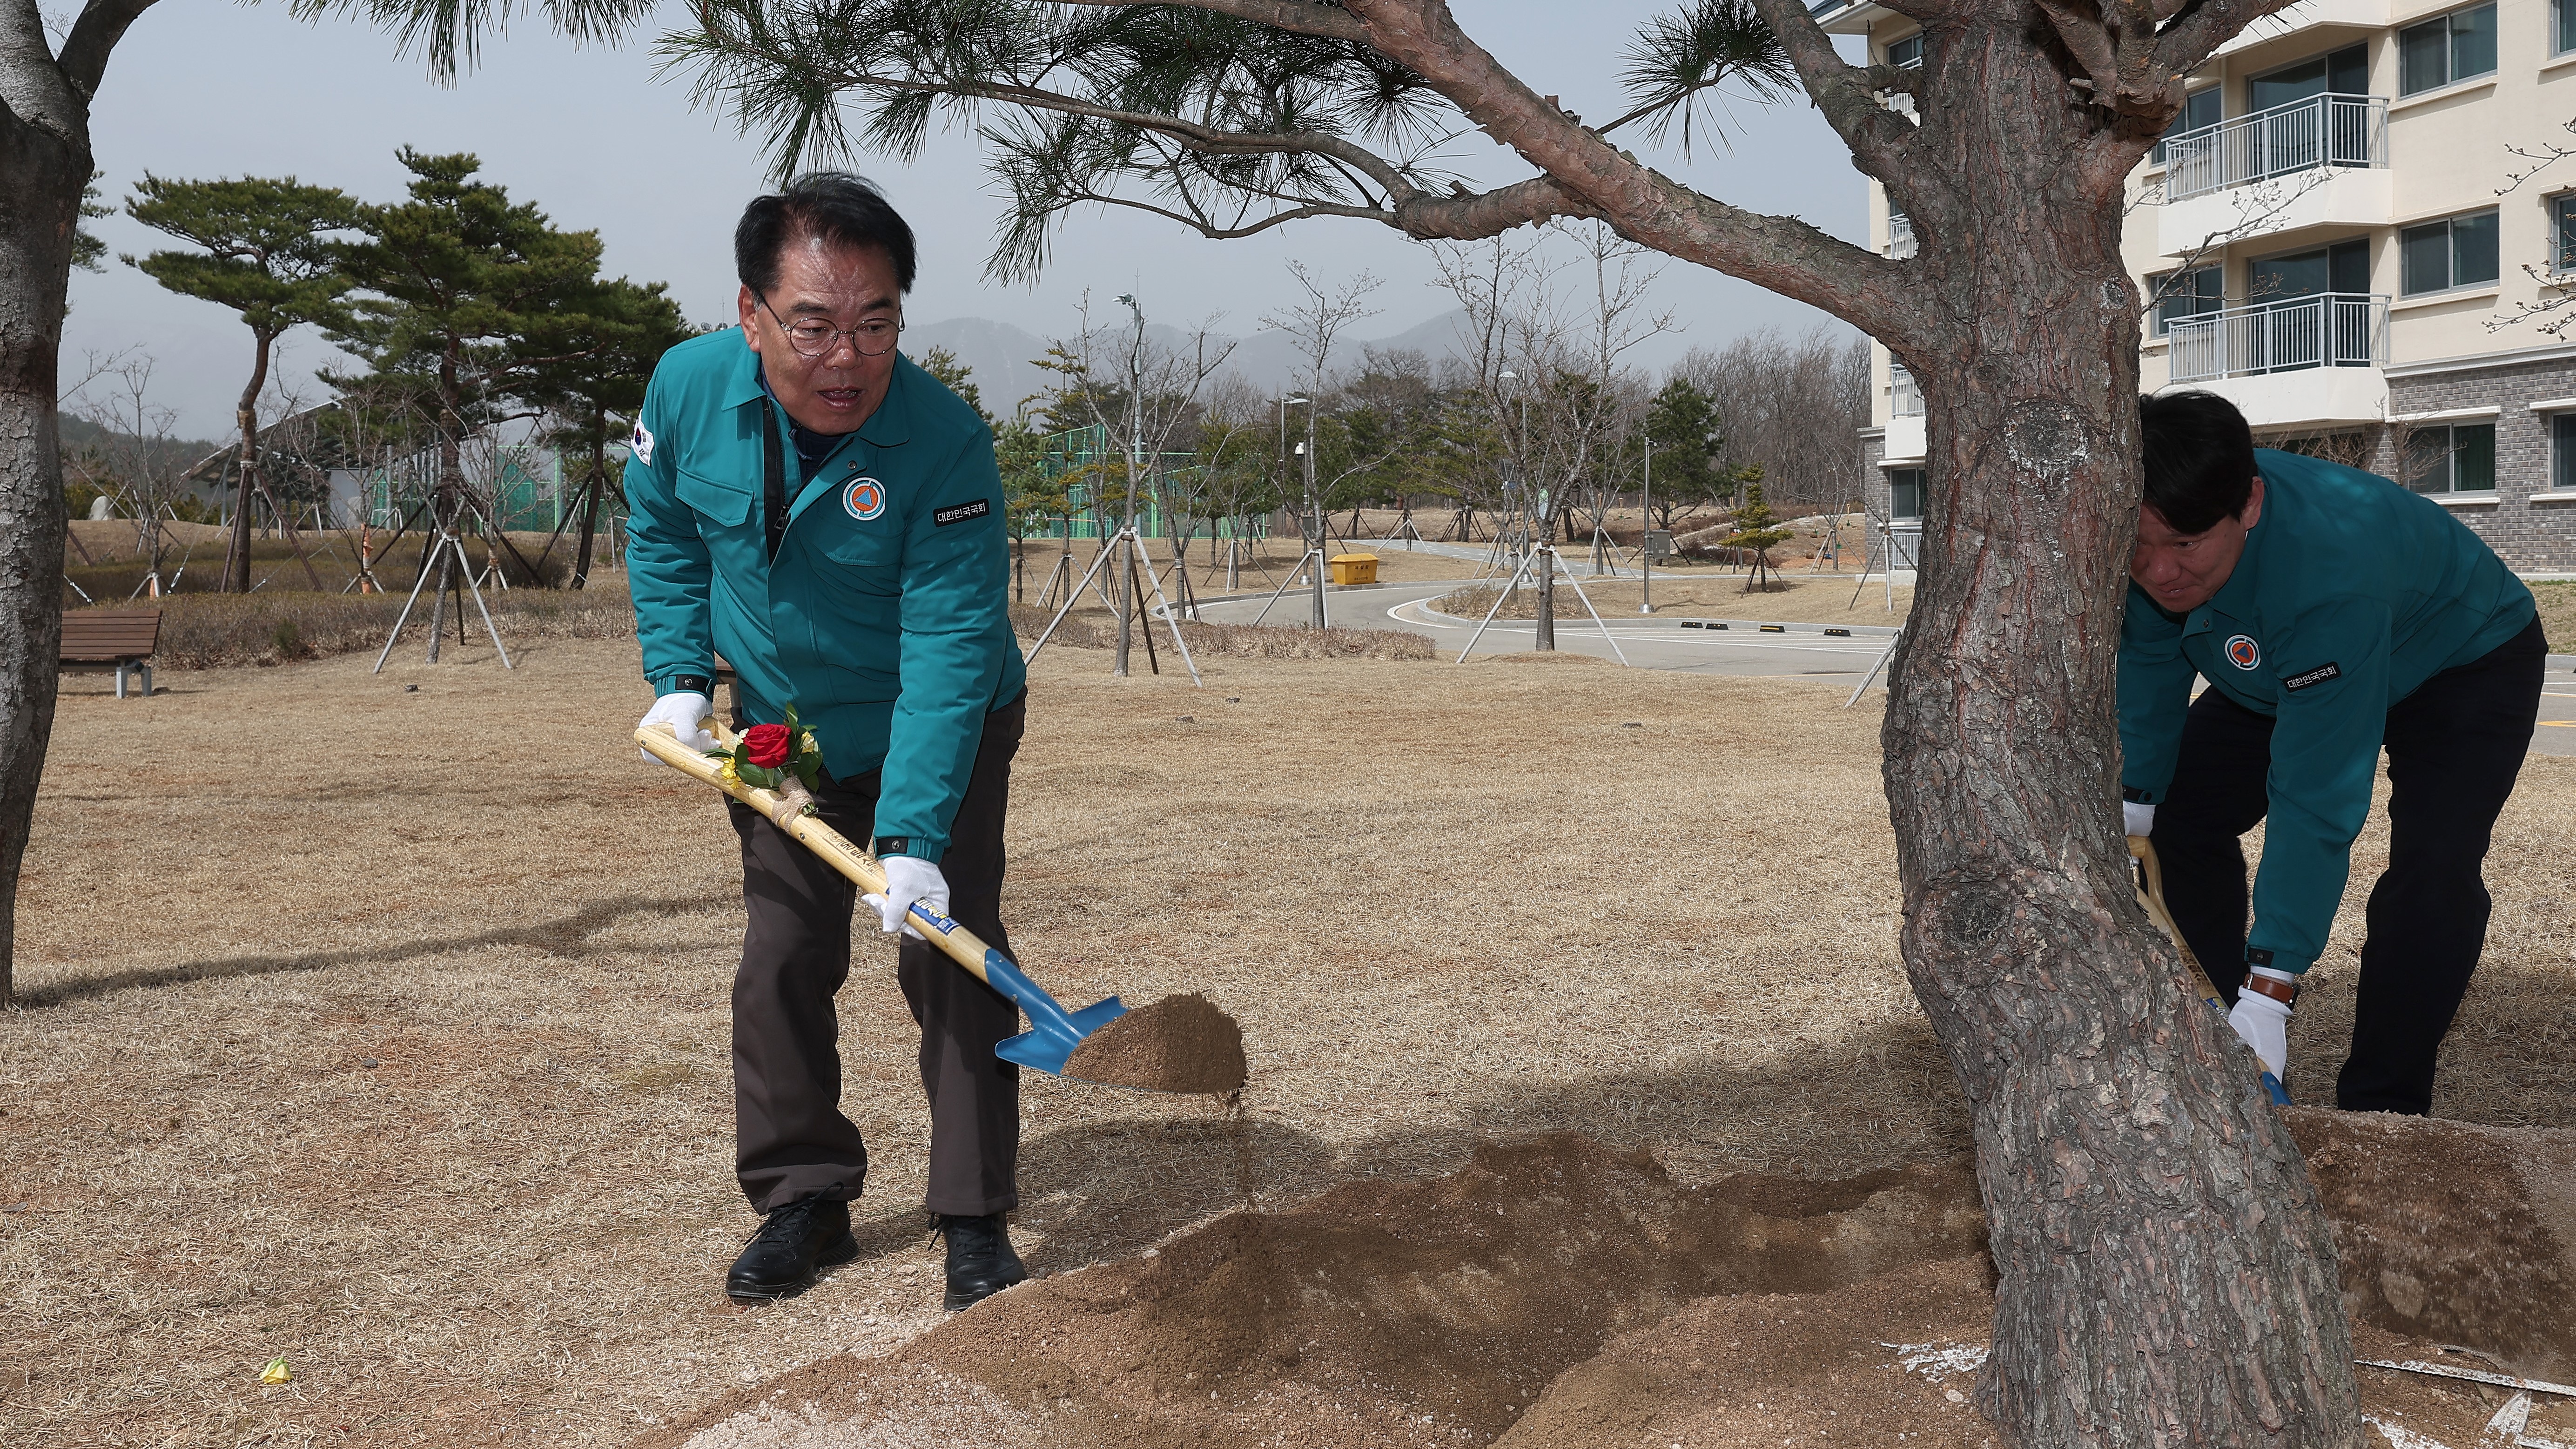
[742,723,792,768]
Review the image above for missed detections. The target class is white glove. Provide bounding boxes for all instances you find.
[638,691,717,762]
[862,856,949,941]
[2124,801,2155,837]
[2227,982,2293,1079]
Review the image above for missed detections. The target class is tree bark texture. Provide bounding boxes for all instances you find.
[0,83,86,1008]
[228,327,274,593]
[1874,18,2360,1446]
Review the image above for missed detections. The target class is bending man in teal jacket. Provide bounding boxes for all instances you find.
[2121,392,2542,1114]
[626,174,1031,1308]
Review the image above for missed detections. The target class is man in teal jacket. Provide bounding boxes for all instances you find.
[626,174,1031,1308]
[2121,392,2543,1114]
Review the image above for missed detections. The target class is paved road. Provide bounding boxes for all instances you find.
[1190,577,2576,758]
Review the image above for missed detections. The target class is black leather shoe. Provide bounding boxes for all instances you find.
[726,1196,858,1302]
[936,1212,1027,1311]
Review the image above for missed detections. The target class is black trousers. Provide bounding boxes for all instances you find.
[2151,616,2545,1115]
[726,692,1027,1216]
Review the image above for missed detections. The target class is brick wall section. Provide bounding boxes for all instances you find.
[2379,359,2576,571]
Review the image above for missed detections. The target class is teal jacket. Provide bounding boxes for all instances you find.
[2118,448,2533,973]
[624,330,1026,863]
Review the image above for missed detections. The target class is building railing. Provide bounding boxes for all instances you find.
[1890,365,1924,417]
[2166,292,2388,382]
[1886,210,1917,259]
[2164,94,2388,202]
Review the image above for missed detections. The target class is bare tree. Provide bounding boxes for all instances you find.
[1673,326,1869,514]
[59,352,195,595]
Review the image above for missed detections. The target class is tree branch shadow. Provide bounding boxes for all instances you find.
[12,894,715,1011]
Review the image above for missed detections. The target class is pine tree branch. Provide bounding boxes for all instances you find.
[1327,0,1924,345]
[2153,0,2301,77]
[56,0,158,99]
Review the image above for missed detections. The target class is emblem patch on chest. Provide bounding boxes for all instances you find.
[842,477,886,521]
[2225,635,2261,670]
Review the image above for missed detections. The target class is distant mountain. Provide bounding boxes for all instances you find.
[57,414,226,473]
[907,309,1481,417]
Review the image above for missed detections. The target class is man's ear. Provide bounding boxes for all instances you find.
[738,286,764,355]
[2240,474,2265,529]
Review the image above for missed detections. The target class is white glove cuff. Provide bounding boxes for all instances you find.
[2234,991,2292,1026]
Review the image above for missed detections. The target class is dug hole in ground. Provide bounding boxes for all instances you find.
[12,629,2576,1449]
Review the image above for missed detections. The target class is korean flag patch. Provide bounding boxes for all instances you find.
[630,422,654,465]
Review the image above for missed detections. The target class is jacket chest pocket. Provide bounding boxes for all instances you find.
[814,523,903,594]
[677,468,755,529]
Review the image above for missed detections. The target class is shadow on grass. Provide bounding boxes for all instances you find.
[14,893,711,1011]
[995,1020,1972,1280]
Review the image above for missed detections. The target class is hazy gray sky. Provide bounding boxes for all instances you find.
[65,0,1866,437]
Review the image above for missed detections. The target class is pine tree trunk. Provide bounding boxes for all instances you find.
[1882,22,2361,1443]
[0,106,85,1008]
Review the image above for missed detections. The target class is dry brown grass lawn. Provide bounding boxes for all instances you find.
[10,634,2574,1447]
[2532,579,2576,653]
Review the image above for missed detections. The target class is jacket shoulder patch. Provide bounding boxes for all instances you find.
[933,499,991,527]
[2281,661,2342,692]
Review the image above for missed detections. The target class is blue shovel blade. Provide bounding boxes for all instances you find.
[2261,1072,2291,1106]
[997,996,1128,1076]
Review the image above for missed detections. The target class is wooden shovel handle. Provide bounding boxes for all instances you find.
[634,720,998,988]
[2128,834,2225,1008]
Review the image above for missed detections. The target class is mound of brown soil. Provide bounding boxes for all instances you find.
[652,1136,1984,1448]
[2289,1108,2576,1382]
[661,1117,2576,1449]
[1064,993,1247,1095]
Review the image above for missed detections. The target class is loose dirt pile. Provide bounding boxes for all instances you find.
[652,1135,1988,1448]
[1063,993,1247,1095]
[2292,1109,2576,1381]
[663,1113,2576,1449]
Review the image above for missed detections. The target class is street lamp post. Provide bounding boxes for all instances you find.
[1115,293,1146,676]
[1640,436,1654,614]
[1283,393,1323,629]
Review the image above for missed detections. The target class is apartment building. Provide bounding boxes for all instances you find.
[1819,0,2576,568]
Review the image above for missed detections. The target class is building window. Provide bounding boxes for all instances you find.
[1887,33,1923,68]
[1887,208,1917,259]
[2555,195,2576,273]
[2561,0,2576,55]
[2153,267,2225,335]
[2406,422,2496,494]
[1888,469,1924,520]
[2400,209,2500,295]
[2556,414,2576,492]
[1890,363,1924,418]
[2152,86,2224,166]
[2399,2,2496,95]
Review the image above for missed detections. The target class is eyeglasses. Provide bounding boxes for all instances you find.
[754,290,903,358]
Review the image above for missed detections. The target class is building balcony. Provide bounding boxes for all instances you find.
[2157,95,2390,254]
[1883,367,1925,461]
[2161,292,2390,427]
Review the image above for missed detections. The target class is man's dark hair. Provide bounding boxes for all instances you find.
[2139,391,2257,533]
[735,173,917,297]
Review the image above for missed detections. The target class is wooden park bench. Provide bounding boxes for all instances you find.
[61,607,162,699]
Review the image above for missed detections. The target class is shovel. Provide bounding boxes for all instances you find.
[638,718,1127,1075]
[2129,835,2294,1107]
